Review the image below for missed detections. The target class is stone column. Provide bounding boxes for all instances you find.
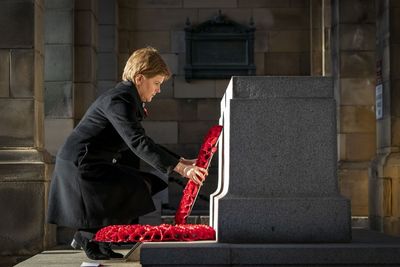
[44,0,74,155]
[369,0,400,235]
[74,0,98,124]
[0,0,53,266]
[332,0,376,218]
[97,0,118,95]
[310,0,332,76]
[211,76,351,243]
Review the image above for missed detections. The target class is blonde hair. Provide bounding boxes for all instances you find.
[122,47,171,82]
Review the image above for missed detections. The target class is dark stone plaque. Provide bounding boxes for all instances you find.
[184,11,255,81]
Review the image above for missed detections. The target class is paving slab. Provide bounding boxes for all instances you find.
[15,248,141,267]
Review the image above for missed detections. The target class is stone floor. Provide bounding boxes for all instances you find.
[14,248,141,267]
[15,228,400,267]
[13,217,372,267]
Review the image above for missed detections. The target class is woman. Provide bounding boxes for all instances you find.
[47,47,207,260]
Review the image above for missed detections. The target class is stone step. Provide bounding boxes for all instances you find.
[159,215,370,228]
[140,229,400,266]
[0,148,52,164]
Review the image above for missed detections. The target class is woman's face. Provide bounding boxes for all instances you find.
[135,74,165,102]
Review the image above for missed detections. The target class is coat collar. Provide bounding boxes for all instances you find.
[120,80,146,119]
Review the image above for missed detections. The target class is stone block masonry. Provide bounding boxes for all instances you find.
[212,76,351,243]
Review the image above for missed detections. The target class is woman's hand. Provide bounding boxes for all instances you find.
[179,157,197,166]
[174,162,208,185]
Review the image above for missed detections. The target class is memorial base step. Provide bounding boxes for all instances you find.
[140,229,400,266]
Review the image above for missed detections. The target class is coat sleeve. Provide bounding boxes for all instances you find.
[157,144,181,160]
[101,93,180,175]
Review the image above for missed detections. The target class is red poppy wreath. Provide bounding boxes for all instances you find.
[94,125,223,243]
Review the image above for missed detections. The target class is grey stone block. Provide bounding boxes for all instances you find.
[74,46,96,83]
[161,54,178,75]
[253,8,309,30]
[237,0,291,8]
[0,99,34,147]
[34,51,44,101]
[44,118,74,155]
[44,0,74,9]
[145,99,179,121]
[179,121,218,144]
[140,229,400,266]
[215,79,230,98]
[217,197,351,243]
[255,31,269,52]
[340,25,376,51]
[229,76,333,99]
[340,51,375,78]
[74,83,96,119]
[254,52,265,75]
[213,76,350,243]
[265,52,301,75]
[197,100,220,120]
[141,242,230,265]
[44,81,73,118]
[130,8,198,31]
[339,0,375,24]
[141,121,178,144]
[98,0,116,25]
[146,99,197,121]
[177,99,198,121]
[131,31,171,54]
[157,77,174,99]
[227,98,338,197]
[44,10,73,44]
[184,0,237,8]
[0,182,45,255]
[10,49,34,97]
[198,8,252,26]
[0,163,45,182]
[97,80,115,96]
[128,0,183,8]
[230,231,400,265]
[0,50,9,97]
[74,10,96,46]
[174,76,216,98]
[74,0,97,11]
[44,45,73,81]
[98,25,116,52]
[0,149,47,164]
[269,30,309,52]
[0,1,34,48]
[97,52,117,80]
[171,31,185,53]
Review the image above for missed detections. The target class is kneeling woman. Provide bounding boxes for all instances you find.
[47,47,207,260]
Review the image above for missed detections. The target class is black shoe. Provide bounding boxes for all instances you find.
[98,242,124,258]
[71,231,110,260]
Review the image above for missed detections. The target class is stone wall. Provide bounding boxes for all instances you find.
[0,0,53,266]
[74,0,98,123]
[332,0,376,216]
[369,0,400,236]
[44,0,74,155]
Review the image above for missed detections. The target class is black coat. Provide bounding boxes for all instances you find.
[47,81,180,229]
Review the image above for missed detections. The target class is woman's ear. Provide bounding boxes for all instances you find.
[134,74,144,85]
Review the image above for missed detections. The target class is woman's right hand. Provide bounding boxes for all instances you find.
[174,162,208,185]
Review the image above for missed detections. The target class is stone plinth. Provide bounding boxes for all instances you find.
[211,76,351,243]
[140,229,400,267]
